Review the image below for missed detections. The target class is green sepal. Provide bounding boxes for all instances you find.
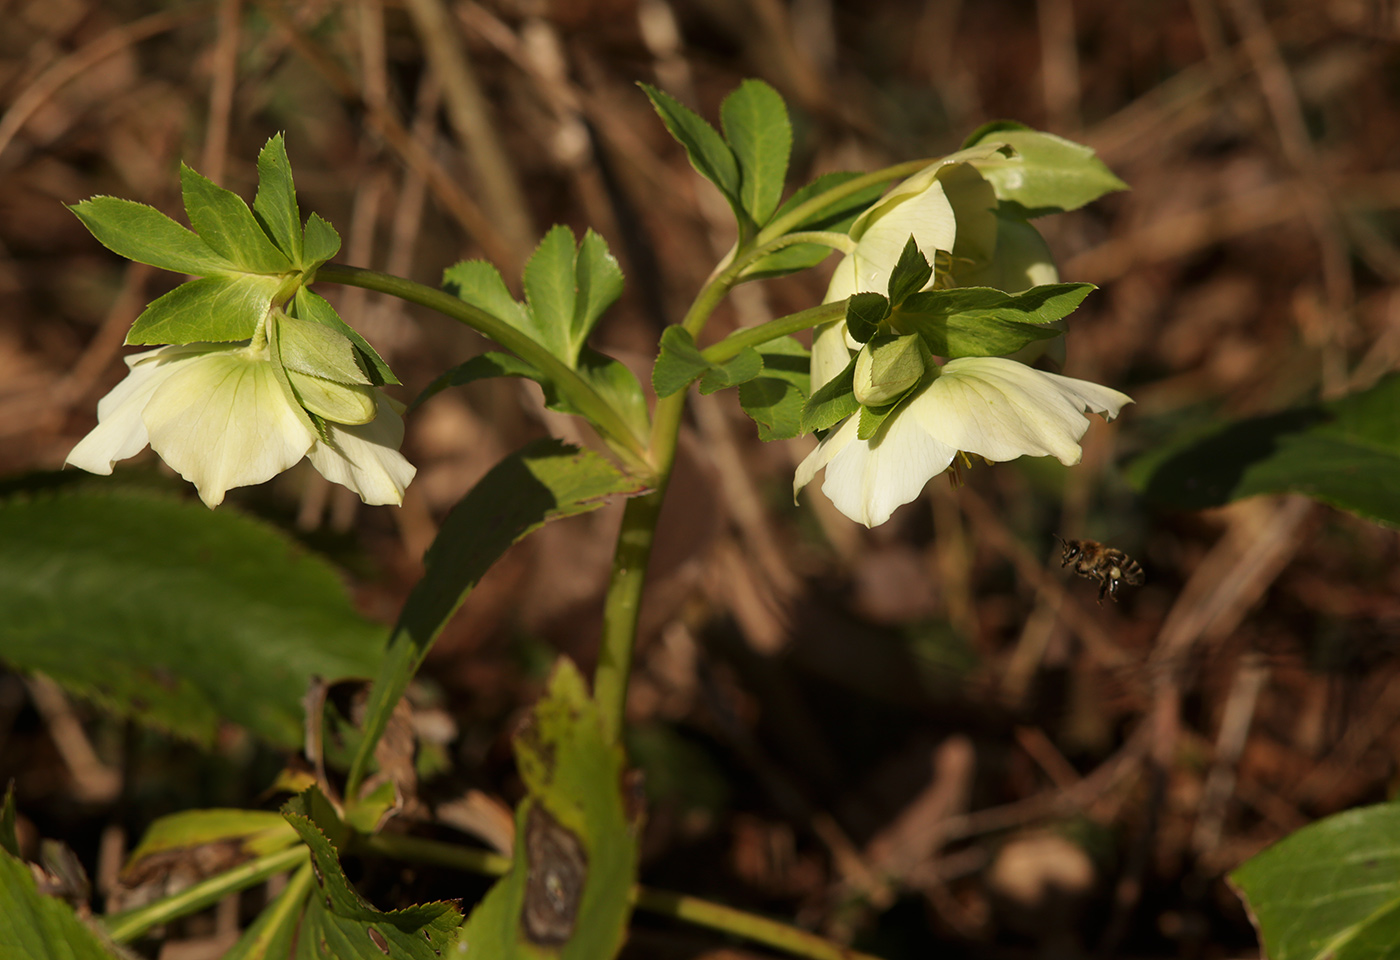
[253,133,303,264]
[852,334,925,407]
[69,196,238,277]
[894,283,1091,358]
[738,336,810,441]
[845,291,891,344]
[720,79,791,226]
[286,370,377,425]
[886,236,933,307]
[800,357,859,435]
[124,274,283,345]
[179,164,292,274]
[276,311,372,385]
[962,122,1128,217]
[857,400,900,441]
[291,288,398,385]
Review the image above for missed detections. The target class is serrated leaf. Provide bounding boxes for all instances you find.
[886,236,933,307]
[800,358,859,435]
[347,441,648,797]
[1231,803,1400,960]
[720,79,791,225]
[302,214,341,268]
[963,124,1128,217]
[572,230,625,351]
[894,283,1089,358]
[443,260,531,330]
[180,164,292,274]
[125,274,283,345]
[524,225,580,361]
[640,83,742,215]
[413,351,542,411]
[845,291,891,344]
[1129,374,1400,527]
[0,489,387,747]
[291,288,398,386]
[254,134,303,264]
[572,349,650,442]
[652,326,712,398]
[698,347,762,394]
[857,401,899,441]
[0,847,121,960]
[69,196,238,277]
[738,336,809,441]
[456,659,636,959]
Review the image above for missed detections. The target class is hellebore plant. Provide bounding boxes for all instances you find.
[46,84,1134,959]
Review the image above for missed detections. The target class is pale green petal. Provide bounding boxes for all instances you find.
[144,352,316,507]
[810,320,854,392]
[819,407,958,527]
[957,215,1059,293]
[285,369,377,424]
[940,163,998,274]
[66,345,220,475]
[306,394,416,505]
[793,417,856,499]
[823,252,860,304]
[910,358,1132,465]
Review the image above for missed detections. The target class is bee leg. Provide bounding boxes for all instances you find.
[1097,580,1109,604]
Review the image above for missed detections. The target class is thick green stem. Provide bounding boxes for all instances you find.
[314,263,652,476]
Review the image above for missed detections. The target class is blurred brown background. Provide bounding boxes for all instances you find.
[2,0,1399,957]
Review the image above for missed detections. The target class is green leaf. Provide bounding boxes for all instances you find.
[739,242,838,282]
[963,123,1128,217]
[291,288,398,386]
[0,489,387,747]
[845,291,891,344]
[456,659,637,959]
[277,312,371,385]
[302,213,341,269]
[1230,803,1400,960]
[125,810,300,880]
[720,79,791,225]
[1129,374,1400,527]
[0,846,121,960]
[894,283,1090,358]
[640,83,741,214]
[443,260,531,331]
[253,133,303,264]
[70,196,237,277]
[857,400,900,441]
[572,349,650,442]
[180,164,292,275]
[572,230,625,353]
[653,326,712,398]
[125,274,283,345]
[523,225,580,361]
[283,787,464,957]
[346,441,647,796]
[800,358,859,435]
[698,347,762,394]
[739,172,889,282]
[738,336,809,441]
[223,863,314,960]
[886,236,933,306]
[413,351,542,411]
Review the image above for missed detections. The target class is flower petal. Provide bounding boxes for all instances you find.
[810,321,854,393]
[306,394,416,506]
[844,180,957,296]
[143,351,316,507]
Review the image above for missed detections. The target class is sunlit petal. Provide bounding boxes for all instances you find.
[818,408,958,527]
[307,394,416,505]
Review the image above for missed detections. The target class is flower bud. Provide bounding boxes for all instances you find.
[853,334,926,407]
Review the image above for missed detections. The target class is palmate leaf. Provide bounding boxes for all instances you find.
[180,165,292,275]
[456,659,637,959]
[0,488,385,748]
[124,274,285,345]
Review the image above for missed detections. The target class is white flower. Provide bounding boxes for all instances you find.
[794,357,1133,527]
[67,340,415,508]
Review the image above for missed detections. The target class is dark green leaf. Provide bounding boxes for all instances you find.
[302,213,341,269]
[179,164,291,274]
[1231,803,1400,960]
[0,847,120,960]
[800,358,859,435]
[70,197,236,276]
[125,275,283,345]
[640,84,741,212]
[456,659,637,959]
[253,133,303,264]
[720,79,791,225]
[845,292,891,344]
[857,401,900,441]
[698,347,762,394]
[412,352,542,411]
[738,336,809,441]
[963,125,1128,217]
[0,489,387,747]
[291,288,398,385]
[652,326,712,397]
[346,441,647,793]
[894,283,1089,358]
[1129,374,1400,527]
[886,236,933,306]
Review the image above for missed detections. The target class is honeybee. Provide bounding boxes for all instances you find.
[1057,537,1144,603]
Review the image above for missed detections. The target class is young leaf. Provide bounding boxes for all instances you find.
[845,291,891,344]
[572,229,625,352]
[653,326,712,397]
[720,79,791,225]
[412,351,543,411]
[253,133,303,264]
[0,488,387,748]
[456,658,637,959]
[1231,802,1400,960]
[963,123,1128,217]
[179,164,292,274]
[524,225,580,361]
[738,336,810,441]
[894,283,1090,358]
[1129,373,1400,528]
[125,274,284,345]
[698,347,763,395]
[640,83,741,213]
[291,288,399,386]
[886,236,933,307]
[442,259,531,331]
[856,400,900,441]
[0,846,120,960]
[69,197,237,276]
[800,357,860,435]
[302,212,341,268]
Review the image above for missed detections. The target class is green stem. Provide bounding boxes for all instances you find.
[701,300,848,364]
[104,845,309,943]
[364,832,883,960]
[756,158,933,244]
[314,263,652,476]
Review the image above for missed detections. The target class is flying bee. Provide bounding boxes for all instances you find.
[1057,537,1144,603]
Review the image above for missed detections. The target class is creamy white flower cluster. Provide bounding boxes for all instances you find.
[795,157,1133,527]
[67,311,415,508]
